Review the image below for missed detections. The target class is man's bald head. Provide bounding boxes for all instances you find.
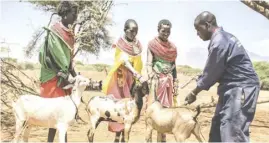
[195,11,217,26]
[194,11,218,41]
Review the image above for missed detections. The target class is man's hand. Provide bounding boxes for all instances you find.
[195,74,202,82]
[184,91,197,105]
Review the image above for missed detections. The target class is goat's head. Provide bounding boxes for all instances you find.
[63,75,90,91]
[141,81,150,96]
[132,81,149,97]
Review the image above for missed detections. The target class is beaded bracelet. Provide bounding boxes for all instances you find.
[190,91,196,96]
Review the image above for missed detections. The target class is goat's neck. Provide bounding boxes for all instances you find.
[134,90,143,118]
[70,89,83,106]
[152,101,163,114]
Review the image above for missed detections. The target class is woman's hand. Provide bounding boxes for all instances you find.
[134,73,147,83]
[138,75,147,83]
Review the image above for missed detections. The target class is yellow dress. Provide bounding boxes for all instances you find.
[102,46,143,95]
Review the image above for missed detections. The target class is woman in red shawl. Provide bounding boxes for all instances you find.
[102,19,146,142]
[146,19,178,142]
[39,1,78,142]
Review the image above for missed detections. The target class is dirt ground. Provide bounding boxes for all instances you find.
[1,70,269,142]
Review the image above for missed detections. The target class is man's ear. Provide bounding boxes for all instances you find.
[62,84,74,90]
[205,22,211,29]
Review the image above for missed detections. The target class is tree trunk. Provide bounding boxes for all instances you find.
[241,0,269,20]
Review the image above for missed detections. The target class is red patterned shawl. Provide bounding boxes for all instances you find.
[51,22,75,49]
[113,37,142,56]
[148,37,177,62]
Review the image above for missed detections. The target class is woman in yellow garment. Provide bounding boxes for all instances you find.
[102,19,146,142]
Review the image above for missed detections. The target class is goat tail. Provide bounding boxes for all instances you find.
[193,105,201,121]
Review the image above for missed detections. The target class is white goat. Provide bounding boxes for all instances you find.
[86,81,149,142]
[145,101,204,143]
[12,75,90,143]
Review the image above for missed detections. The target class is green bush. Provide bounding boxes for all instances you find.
[25,63,35,70]
[76,64,111,72]
[261,79,269,90]
[92,64,111,72]
[177,65,201,76]
[75,61,84,66]
[77,65,94,71]
[2,57,17,63]
[253,61,269,90]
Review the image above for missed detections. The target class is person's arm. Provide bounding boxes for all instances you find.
[185,43,227,104]
[172,61,177,81]
[120,53,142,80]
[123,60,141,78]
[69,48,77,77]
[69,59,77,77]
[197,44,227,91]
[146,48,155,79]
[171,61,179,96]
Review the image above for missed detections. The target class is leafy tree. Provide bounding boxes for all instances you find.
[25,0,114,57]
[241,1,269,20]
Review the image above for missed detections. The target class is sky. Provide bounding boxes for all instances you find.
[1,0,269,68]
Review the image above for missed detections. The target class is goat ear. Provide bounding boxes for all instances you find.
[62,84,74,90]
[67,76,76,84]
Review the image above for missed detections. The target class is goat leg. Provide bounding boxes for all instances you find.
[87,116,98,142]
[157,132,162,142]
[120,130,125,143]
[161,133,166,142]
[22,125,32,142]
[123,124,132,143]
[174,133,185,143]
[57,123,68,143]
[114,132,121,143]
[13,120,25,142]
[87,129,94,143]
[47,128,57,142]
[87,129,95,142]
[192,123,204,143]
[145,123,153,143]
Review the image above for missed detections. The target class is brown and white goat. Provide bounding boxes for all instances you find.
[86,81,149,143]
[145,100,204,143]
